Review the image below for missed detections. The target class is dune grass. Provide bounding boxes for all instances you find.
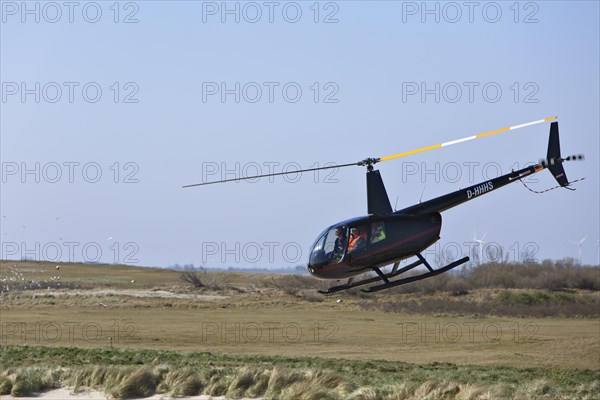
[1,345,599,399]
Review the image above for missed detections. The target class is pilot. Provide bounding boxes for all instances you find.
[348,227,366,252]
[333,227,347,258]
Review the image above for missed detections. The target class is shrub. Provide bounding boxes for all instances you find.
[179,267,227,290]
[0,378,12,395]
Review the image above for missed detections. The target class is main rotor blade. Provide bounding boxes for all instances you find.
[182,162,359,188]
[377,116,557,163]
[184,116,558,188]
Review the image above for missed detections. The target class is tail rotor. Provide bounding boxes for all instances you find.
[538,122,584,190]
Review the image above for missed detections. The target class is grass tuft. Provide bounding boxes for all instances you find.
[204,372,232,397]
[263,367,304,398]
[279,382,340,400]
[162,367,204,396]
[226,366,260,397]
[110,366,158,399]
[0,377,12,395]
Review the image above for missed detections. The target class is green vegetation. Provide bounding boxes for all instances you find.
[1,346,599,399]
[1,260,598,398]
[357,288,599,317]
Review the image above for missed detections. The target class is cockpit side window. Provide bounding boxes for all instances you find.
[370,221,386,244]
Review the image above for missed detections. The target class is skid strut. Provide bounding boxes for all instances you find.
[318,254,470,294]
[318,258,424,295]
[362,255,469,293]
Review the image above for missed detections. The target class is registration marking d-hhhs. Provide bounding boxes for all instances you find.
[467,181,494,199]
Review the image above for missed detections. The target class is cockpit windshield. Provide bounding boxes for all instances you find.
[309,225,348,267]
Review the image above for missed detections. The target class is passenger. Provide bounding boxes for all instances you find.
[371,223,386,244]
[348,227,367,252]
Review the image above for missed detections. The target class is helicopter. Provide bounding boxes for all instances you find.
[184,117,584,293]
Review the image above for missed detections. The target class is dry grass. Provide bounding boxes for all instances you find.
[1,263,598,369]
[1,260,598,398]
[357,288,600,317]
[1,353,598,399]
[1,258,597,295]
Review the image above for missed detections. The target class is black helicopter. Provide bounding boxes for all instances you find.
[184,117,583,293]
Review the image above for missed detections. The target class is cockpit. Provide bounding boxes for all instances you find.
[309,225,348,268]
[308,220,387,271]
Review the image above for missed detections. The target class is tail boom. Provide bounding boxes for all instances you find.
[398,121,582,215]
[397,163,546,215]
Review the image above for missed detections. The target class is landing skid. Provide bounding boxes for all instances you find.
[362,256,469,293]
[317,259,424,295]
[318,254,469,294]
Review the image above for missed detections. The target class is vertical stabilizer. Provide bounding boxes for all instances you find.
[545,122,569,187]
[367,170,393,215]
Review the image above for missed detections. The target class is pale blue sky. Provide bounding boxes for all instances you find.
[1,1,598,267]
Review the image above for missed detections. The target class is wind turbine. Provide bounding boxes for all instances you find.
[569,236,587,264]
[472,229,487,265]
[596,239,599,266]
